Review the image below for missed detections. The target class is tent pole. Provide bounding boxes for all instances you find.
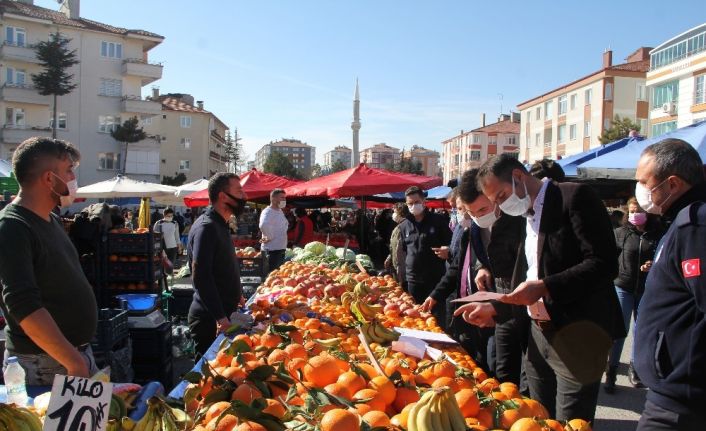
[361,196,367,253]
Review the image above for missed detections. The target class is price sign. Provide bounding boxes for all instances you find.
[44,375,113,431]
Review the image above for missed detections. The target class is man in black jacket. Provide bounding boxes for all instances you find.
[399,186,452,327]
[455,154,622,422]
[633,139,706,431]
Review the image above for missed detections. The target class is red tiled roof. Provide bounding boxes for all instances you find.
[471,120,520,134]
[609,59,650,73]
[0,1,163,39]
[160,97,210,114]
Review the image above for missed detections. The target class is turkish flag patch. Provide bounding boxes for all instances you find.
[682,259,701,278]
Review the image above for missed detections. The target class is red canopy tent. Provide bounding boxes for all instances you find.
[182,169,301,207]
[284,164,442,198]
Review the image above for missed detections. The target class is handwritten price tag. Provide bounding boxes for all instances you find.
[43,375,113,431]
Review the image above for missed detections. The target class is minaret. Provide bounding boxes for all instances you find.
[351,78,361,167]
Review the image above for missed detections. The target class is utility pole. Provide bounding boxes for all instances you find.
[233,128,243,173]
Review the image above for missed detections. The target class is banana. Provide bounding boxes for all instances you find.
[14,408,43,431]
[429,392,444,431]
[161,409,178,431]
[415,401,433,431]
[441,388,466,431]
[361,322,383,344]
[4,408,32,431]
[134,409,155,431]
[314,337,342,348]
[122,417,137,431]
[357,302,382,320]
[406,398,422,431]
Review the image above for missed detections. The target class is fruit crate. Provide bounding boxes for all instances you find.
[238,256,264,277]
[107,232,161,255]
[106,261,162,282]
[133,358,173,389]
[92,308,129,352]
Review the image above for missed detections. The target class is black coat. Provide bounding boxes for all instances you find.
[614,224,661,294]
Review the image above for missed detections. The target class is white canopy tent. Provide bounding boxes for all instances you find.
[153,178,209,207]
[76,175,177,198]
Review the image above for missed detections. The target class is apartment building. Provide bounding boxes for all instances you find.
[0,0,164,184]
[646,23,706,137]
[360,143,401,169]
[254,138,315,176]
[518,48,650,163]
[403,145,440,177]
[441,114,520,184]
[323,145,352,169]
[142,91,229,182]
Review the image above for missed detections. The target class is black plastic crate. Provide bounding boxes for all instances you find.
[238,257,264,277]
[130,322,172,365]
[80,256,98,284]
[93,308,128,351]
[106,262,161,282]
[107,233,161,255]
[133,359,173,389]
[169,286,194,317]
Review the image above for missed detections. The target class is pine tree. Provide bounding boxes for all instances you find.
[599,115,642,144]
[263,151,303,179]
[111,116,147,174]
[31,31,79,138]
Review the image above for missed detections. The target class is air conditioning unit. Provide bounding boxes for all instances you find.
[662,102,677,115]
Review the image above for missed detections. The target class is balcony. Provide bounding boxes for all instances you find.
[121,95,163,116]
[0,125,52,144]
[0,84,51,105]
[0,42,40,64]
[121,58,163,85]
[209,150,228,163]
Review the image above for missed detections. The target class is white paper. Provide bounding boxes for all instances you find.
[43,375,113,431]
[451,291,505,303]
[426,346,458,365]
[394,327,458,344]
[391,336,428,359]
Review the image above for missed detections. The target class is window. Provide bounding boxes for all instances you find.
[98,115,120,133]
[507,136,516,146]
[535,107,541,120]
[180,116,192,128]
[636,83,647,101]
[470,151,481,161]
[535,133,541,146]
[639,119,648,133]
[100,41,122,59]
[584,121,591,137]
[558,95,567,115]
[569,124,577,140]
[544,101,553,119]
[585,89,592,105]
[557,125,566,143]
[142,117,152,126]
[99,78,122,97]
[604,118,611,130]
[49,112,67,130]
[5,67,26,86]
[5,108,25,127]
[181,138,191,149]
[543,128,552,146]
[488,136,497,146]
[179,160,191,170]
[695,75,705,105]
[651,121,677,137]
[570,94,577,110]
[98,153,121,170]
[652,81,679,107]
[5,27,26,47]
[605,83,613,101]
[472,134,480,144]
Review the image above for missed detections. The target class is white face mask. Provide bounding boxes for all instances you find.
[51,172,78,207]
[472,207,499,229]
[458,213,472,229]
[635,179,671,215]
[278,200,287,209]
[392,213,401,223]
[164,216,173,222]
[499,176,531,217]
[408,203,424,216]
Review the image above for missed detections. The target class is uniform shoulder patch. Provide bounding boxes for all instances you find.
[682,258,701,278]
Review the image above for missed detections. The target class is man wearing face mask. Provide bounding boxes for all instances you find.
[154,207,181,272]
[187,172,246,357]
[399,186,452,326]
[0,138,98,384]
[632,139,706,431]
[259,189,289,275]
[456,154,622,422]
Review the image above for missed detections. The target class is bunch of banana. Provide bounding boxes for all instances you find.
[341,291,356,308]
[407,387,466,431]
[351,300,383,322]
[361,320,400,344]
[353,282,372,297]
[133,397,190,431]
[0,403,43,431]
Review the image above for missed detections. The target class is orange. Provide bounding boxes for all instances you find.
[543,419,565,431]
[284,343,307,360]
[337,371,367,395]
[320,408,361,431]
[233,334,253,348]
[455,388,480,418]
[221,366,247,384]
[499,381,520,399]
[236,422,267,431]
[260,333,283,348]
[214,350,234,368]
[267,349,289,365]
[262,399,286,419]
[362,410,391,427]
[508,417,543,431]
[324,383,353,401]
[392,386,420,412]
[456,377,475,390]
[287,357,307,379]
[348,403,372,417]
[355,363,380,380]
[231,382,262,404]
[523,398,549,419]
[208,414,238,431]
[566,419,592,431]
[474,406,495,429]
[353,389,386,412]
[431,361,456,379]
[204,401,231,424]
[303,354,341,388]
[368,376,396,405]
[431,376,459,391]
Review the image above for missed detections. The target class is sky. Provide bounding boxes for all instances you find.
[36,0,706,165]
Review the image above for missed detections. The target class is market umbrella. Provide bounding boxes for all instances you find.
[577,121,706,180]
[138,197,150,229]
[0,160,11,178]
[182,169,302,207]
[556,136,642,177]
[76,175,177,198]
[153,178,210,207]
[284,164,443,198]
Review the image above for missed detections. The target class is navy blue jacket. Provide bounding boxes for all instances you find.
[634,183,706,414]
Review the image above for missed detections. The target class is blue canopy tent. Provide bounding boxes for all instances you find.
[557,136,642,177]
[577,121,706,180]
[369,185,452,202]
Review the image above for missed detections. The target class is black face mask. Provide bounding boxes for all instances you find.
[223,192,246,218]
